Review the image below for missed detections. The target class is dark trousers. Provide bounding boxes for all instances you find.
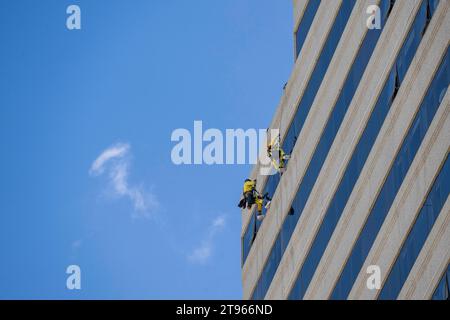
[244,191,254,209]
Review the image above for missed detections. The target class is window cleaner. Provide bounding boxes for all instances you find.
[238,179,272,221]
[238,179,257,210]
[267,135,290,175]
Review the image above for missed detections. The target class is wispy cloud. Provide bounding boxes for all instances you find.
[89,142,159,219]
[89,143,129,176]
[188,215,227,264]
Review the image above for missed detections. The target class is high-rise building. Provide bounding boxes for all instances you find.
[241,0,449,300]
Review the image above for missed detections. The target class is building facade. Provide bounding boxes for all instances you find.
[241,0,449,300]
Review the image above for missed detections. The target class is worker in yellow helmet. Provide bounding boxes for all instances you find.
[238,179,257,210]
[243,179,256,209]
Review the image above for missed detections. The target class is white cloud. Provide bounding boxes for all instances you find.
[89,143,129,176]
[188,214,227,264]
[188,243,212,265]
[212,216,226,229]
[89,142,159,218]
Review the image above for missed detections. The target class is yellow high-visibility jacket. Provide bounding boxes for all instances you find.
[243,180,255,193]
[255,197,263,213]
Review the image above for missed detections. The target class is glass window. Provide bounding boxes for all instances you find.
[241,0,355,266]
[379,155,449,299]
[287,0,414,300]
[288,0,442,299]
[432,265,450,300]
[331,45,449,299]
[295,1,322,60]
[251,0,398,299]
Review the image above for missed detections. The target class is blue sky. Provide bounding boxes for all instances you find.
[0,0,292,299]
